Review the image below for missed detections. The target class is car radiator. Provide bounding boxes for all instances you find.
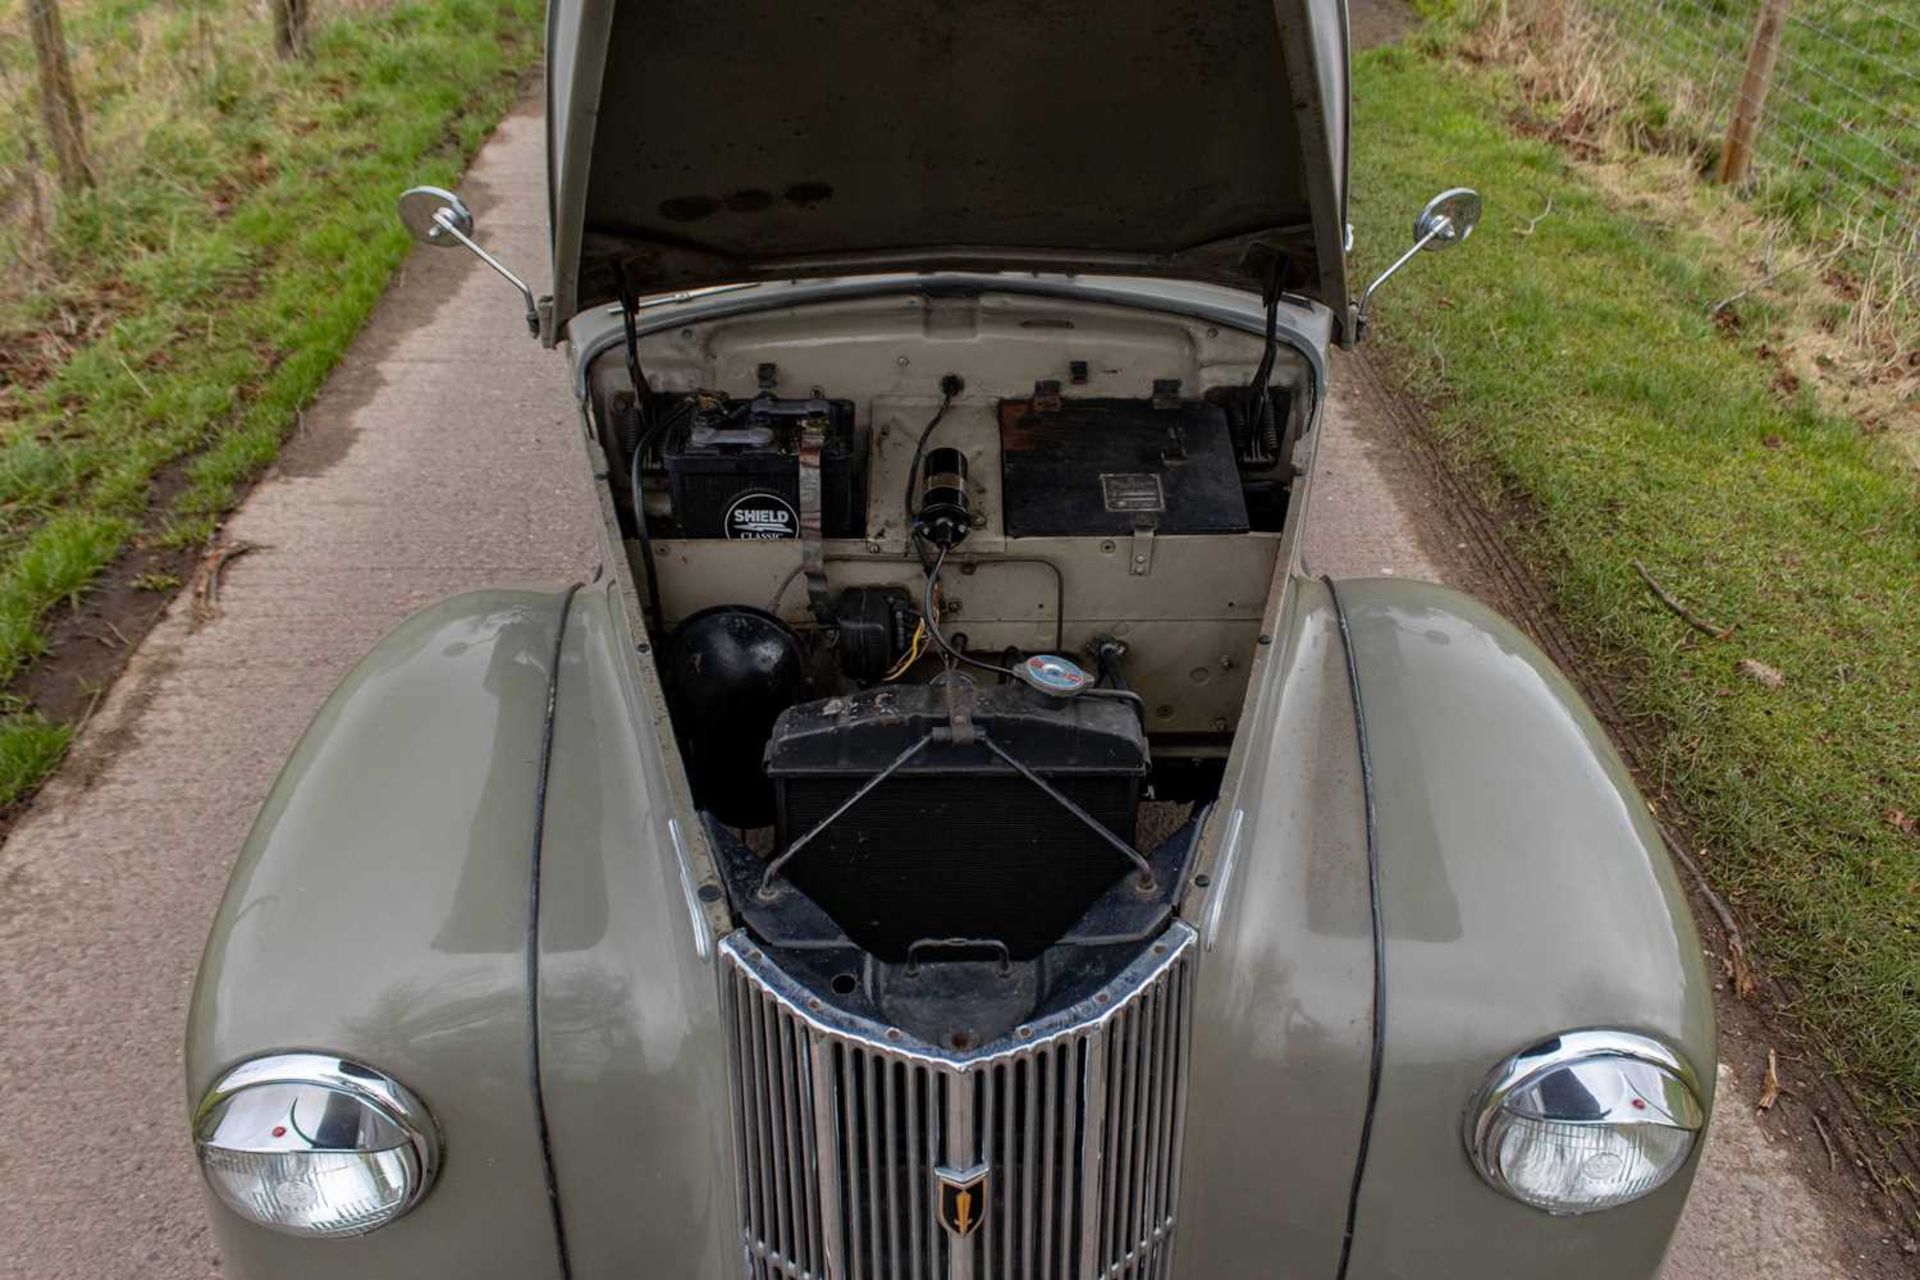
[719,923,1197,1280]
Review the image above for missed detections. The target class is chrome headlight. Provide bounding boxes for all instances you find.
[194,1054,440,1238]
[1464,1030,1705,1215]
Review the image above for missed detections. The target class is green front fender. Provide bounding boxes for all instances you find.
[187,588,575,1279]
[1336,578,1715,1278]
[1175,576,1713,1279]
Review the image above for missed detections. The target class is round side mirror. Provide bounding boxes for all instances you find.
[1414,188,1482,251]
[397,186,474,248]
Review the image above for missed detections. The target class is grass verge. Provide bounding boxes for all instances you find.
[1350,40,1919,1138]
[0,0,543,804]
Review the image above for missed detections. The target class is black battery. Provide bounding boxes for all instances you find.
[661,395,865,539]
[998,396,1249,537]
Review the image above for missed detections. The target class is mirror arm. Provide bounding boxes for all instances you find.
[1355,217,1449,330]
[431,208,540,335]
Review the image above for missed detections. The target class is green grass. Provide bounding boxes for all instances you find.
[1351,42,1920,1133]
[0,0,543,804]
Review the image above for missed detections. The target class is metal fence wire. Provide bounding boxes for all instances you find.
[1589,0,1918,257]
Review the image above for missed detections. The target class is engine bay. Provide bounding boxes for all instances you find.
[583,289,1312,1046]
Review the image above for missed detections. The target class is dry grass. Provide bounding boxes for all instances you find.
[1427,0,1918,465]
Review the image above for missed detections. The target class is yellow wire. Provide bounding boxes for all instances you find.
[882,619,928,681]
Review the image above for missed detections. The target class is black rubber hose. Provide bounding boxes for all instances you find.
[628,398,692,635]
[1246,263,1284,463]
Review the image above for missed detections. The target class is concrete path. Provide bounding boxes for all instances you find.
[0,93,1865,1279]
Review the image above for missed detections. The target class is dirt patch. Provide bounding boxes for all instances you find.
[1349,0,1415,52]
[9,467,200,729]
[1346,342,1920,1272]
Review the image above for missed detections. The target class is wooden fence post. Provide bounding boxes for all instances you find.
[1718,0,1792,186]
[272,0,309,60]
[26,0,92,197]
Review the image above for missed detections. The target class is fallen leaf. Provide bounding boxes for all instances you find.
[1886,810,1917,837]
[1738,658,1785,688]
[1758,1048,1781,1111]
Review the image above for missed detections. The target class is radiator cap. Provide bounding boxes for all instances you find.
[1014,654,1093,697]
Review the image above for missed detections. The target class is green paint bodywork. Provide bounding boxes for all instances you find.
[1175,577,1374,1276]
[535,583,738,1276]
[186,589,572,1280]
[1173,577,1713,1277]
[1335,578,1713,1277]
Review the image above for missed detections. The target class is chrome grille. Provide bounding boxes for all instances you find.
[720,923,1196,1280]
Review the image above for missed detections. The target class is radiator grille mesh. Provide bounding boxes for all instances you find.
[720,925,1195,1280]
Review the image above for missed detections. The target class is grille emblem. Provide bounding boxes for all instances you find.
[934,1163,989,1239]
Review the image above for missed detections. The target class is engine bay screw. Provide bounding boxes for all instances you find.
[1212,717,1229,732]
[897,355,910,367]
[1206,326,1219,338]
[696,883,722,903]
[885,1027,903,1042]
[1095,991,1111,1005]
[1155,704,1174,719]
[1100,540,1116,554]
[1016,1025,1034,1040]
[636,642,651,655]
[1257,633,1273,646]
[807,998,823,1012]
[1193,873,1212,889]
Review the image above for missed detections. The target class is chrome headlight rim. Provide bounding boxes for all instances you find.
[194,1052,441,1234]
[1464,1028,1706,1215]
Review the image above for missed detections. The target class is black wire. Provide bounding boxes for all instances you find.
[903,388,956,535]
[921,545,1016,679]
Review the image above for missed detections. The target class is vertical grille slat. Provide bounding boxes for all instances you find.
[720,926,1195,1280]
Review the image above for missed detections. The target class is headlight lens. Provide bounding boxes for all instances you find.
[1465,1030,1705,1215]
[194,1054,440,1238]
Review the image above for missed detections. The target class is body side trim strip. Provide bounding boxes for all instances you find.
[1326,576,1385,1280]
[527,582,584,1279]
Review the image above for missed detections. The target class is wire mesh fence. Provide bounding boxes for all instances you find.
[1587,0,1918,261]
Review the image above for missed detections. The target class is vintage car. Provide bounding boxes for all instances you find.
[186,0,1716,1276]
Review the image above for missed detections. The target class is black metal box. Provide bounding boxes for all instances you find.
[766,679,1148,959]
[998,396,1249,537]
[661,396,865,539]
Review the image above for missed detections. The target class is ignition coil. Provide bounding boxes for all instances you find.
[916,447,972,548]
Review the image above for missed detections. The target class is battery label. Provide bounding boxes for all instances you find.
[1099,473,1166,514]
[724,491,800,539]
